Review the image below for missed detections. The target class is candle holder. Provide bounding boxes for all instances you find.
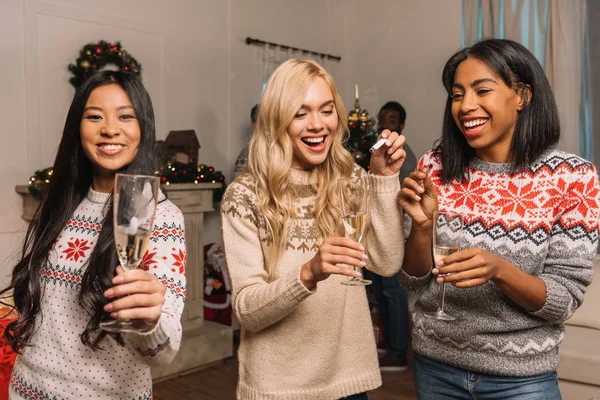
[347,84,376,132]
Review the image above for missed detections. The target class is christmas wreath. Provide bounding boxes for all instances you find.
[68,40,142,88]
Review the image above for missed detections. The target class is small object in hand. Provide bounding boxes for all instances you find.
[369,138,388,153]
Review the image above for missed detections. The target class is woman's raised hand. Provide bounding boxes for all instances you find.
[300,237,368,290]
[399,167,438,228]
[369,129,406,177]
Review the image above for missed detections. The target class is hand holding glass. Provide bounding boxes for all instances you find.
[339,177,371,286]
[424,211,463,321]
[100,173,160,333]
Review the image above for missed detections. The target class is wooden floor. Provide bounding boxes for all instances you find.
[154,355,417,400]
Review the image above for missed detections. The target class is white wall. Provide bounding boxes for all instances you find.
[0,0,29,280]
[341,0,462,159]
[0,0,461,283]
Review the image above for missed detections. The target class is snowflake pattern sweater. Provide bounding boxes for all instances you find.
[399,150,600,376]
[10,188,186,400]
[221,166,404,400]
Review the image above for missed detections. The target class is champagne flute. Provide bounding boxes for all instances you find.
[339,177,371,286]
[100,173,160,333]
[424,211,463,321]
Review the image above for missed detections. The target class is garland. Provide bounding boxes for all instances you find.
[156,162,227,202]
[27,168,53,200]
[26,164,226,202]
[68,41,141,88]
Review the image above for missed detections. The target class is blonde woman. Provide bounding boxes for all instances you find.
[221,59,406,400]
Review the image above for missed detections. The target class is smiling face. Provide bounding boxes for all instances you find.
[80,84,141,192]
[287,77,339,170]
[451,57,525,162]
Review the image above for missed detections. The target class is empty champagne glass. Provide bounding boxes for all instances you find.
[339,176,371,286]
[100,173,160,332]
[424,211,463,321]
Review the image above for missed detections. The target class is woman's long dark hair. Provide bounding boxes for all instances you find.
[435,38,561,183]
[0,71,158,352]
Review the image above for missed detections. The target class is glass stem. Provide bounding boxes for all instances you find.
[439,282,447,312]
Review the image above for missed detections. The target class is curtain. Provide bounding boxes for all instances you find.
[463,0,592,160]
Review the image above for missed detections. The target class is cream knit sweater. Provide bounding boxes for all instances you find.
[221,165,404,400]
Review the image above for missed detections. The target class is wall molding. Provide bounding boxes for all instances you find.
[23,0,168,171]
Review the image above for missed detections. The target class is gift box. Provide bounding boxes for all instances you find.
[0,307,17,400]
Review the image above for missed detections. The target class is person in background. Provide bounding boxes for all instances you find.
[363,100,415,372]
[378,101,417,182]
[399,38,600,399]
[234,103,259,178]
[221,59,407,400]
[0,71,186,399]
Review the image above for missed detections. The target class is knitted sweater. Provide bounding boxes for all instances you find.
[10,188,186,399]
[399,150,600,376]
[221,165,403,400]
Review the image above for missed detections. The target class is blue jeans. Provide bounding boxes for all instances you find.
[364,270,409,362]
[414,354,562,400]
[339,393,368,400]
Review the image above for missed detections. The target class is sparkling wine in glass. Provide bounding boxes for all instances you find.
[339,177,371,286]
[100,173,160,333]
[424,211,463,321]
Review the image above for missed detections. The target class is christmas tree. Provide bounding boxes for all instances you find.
[345,85,378,171]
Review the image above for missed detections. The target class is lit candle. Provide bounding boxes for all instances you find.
[355,84,359,99]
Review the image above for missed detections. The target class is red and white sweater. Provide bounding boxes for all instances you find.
[10,188,186,399]
[400,150,600,376]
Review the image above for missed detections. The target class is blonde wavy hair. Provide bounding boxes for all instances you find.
[248,59,355,265]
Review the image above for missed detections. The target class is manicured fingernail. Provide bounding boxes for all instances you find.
[362,253,368,260]
[104,304,112,312]
[437,260,445,266]
[432,268,439,275]
[386,140,392,146]
[359,245,365,251]
[355,272,362,277]
[437,277,444,283]
[414,195,422,201]
[360,261,367,266]
[110,312,117,318]
[104,289,114,298]
[417,186,425,193]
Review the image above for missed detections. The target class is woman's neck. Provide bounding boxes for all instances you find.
[92,171,115,193]
[475,144,511,163]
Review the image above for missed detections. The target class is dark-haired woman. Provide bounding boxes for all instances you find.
[2,71,186,399]
[399,38,600,399]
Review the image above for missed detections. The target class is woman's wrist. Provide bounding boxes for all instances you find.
[412,221,433,233]
[300,262,317,290]
[490,257,514,284]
